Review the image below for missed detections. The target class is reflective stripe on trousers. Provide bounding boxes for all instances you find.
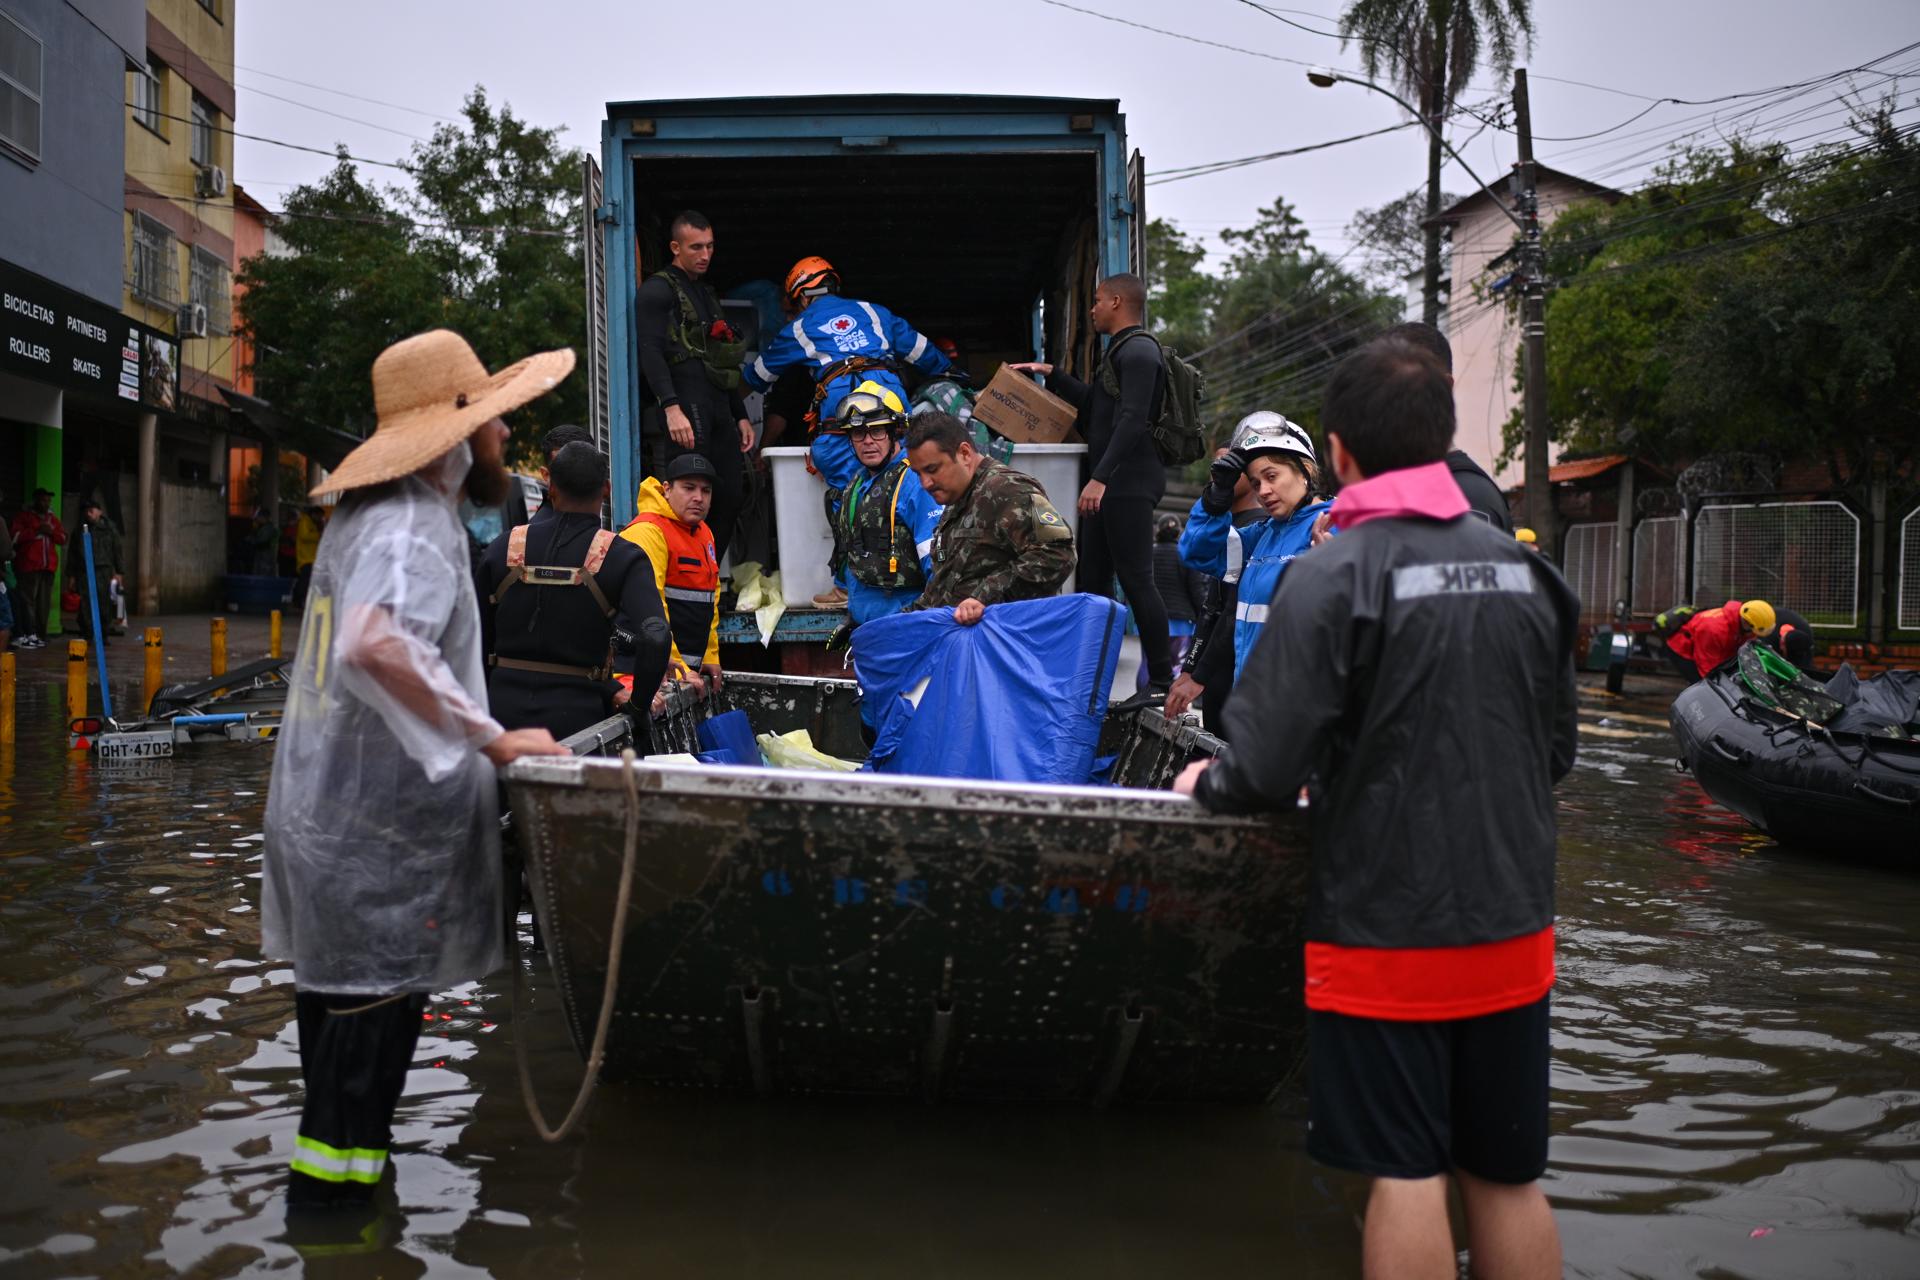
[1235,601,1270,624]
[291,1134,387,1185]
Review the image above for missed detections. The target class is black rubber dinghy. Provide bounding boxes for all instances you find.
[1670,644,1920,854]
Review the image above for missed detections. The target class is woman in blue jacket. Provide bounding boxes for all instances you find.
[1178,412,1330,681]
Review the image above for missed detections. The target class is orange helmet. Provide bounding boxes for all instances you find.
[784,256,840,310]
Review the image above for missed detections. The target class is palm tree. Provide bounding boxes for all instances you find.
[1338,0,1534,328]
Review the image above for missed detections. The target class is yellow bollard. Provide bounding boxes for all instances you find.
[0,650,14,745]
[144,627,165,713]
[269,610,283,660]
[67,639,88,722]
[210,616,227,677]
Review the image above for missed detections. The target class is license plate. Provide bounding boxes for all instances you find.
[96,730,176,762]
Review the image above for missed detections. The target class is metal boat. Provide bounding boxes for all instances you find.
[503,674,1309,1105]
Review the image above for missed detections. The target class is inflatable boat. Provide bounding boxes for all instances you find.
[1670,645,1920,854]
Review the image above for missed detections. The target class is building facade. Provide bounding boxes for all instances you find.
[0,0,150,635]
[1437,165,1619,490]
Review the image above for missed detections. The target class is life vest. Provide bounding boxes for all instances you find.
[488,524,619,680]
[626,510,719,660]
[837,456,925,592]
[654,269,746,392]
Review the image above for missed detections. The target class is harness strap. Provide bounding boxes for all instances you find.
[491,655,614,681]
[805,355,897,432]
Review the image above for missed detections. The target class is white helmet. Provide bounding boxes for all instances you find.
[1229,411,1315,465]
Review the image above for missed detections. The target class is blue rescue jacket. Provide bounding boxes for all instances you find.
[1179,497,1332,680]
[846,452,944,627]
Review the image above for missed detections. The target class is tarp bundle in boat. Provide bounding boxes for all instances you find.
[853,595,1125,784]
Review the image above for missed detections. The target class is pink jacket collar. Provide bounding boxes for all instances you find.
[1330,460,1469,530]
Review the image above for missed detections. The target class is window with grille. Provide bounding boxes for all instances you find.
[190,92,215,168]
[1899,507,1920,633]
[132,56,164,135]
[190,246,229,332]
[0,9,42,162]
[131,214,178,306]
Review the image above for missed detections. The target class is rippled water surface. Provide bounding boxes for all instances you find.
[2,677,1918,1278]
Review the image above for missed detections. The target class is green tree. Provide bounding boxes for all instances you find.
[1665,113,1920,491]
[1146,217,1216,351]
[1195,197,1400,441]
[238,88,585,461]
[236,158,443,439]
[1338,0,1534,327]
[1514,112,1920,497]
[1346,185,1458,287]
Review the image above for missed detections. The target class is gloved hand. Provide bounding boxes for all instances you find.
[1201,448,1250,514]
[824,618,855,654]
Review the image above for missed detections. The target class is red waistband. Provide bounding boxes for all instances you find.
[1304,925,1555,1021]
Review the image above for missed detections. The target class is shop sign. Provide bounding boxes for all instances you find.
[1,258,179,410]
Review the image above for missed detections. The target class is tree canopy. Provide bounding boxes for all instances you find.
[1513,103,1920,495]
[1147,199,1401,452]
[237,88,586,462]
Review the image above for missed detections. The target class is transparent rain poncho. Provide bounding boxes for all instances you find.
[263,443,508,994]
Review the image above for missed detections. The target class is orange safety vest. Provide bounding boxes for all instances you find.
[626,511,718,661]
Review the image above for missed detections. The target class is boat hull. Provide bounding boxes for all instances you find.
[505,676,1310,1105]
[1670,675,1920,854]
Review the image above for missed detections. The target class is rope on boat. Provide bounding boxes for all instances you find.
[512,747,643,1142]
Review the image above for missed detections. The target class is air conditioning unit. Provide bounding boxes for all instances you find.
[178,303,209,338]
[195,165,228,198]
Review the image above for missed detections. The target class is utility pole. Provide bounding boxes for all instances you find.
[1513,69,1556,552]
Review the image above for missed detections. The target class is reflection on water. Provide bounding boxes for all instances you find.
[2,680,1918,1278]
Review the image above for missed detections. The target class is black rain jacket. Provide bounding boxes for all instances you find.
[1194,512,1579,950]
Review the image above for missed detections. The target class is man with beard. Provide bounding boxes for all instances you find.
[636,210,754,562]
[262,329,572,1212]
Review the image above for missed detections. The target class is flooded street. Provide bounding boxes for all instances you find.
[3,674,1918,1278]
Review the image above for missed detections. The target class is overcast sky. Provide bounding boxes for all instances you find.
[233,0,1918,271]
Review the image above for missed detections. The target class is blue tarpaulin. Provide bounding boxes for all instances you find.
[853,596,1125,784]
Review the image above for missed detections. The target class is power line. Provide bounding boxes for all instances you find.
[125,102,415,171]
[1039,0,1326,68]
[1149,120,1416,183]
[123,186,574,240]
[237,82,432,143]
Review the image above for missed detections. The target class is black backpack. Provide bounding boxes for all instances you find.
[1098,332,1207,467]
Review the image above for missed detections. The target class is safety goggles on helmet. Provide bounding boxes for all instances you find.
[1229,410,1316,465]
[824,381,907,437]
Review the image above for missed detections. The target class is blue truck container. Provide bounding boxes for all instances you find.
[593,94,1145,526]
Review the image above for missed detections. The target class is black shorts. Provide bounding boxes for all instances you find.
[1306,993,1550,1184]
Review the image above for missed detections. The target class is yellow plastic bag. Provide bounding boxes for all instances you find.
[732,561,767,612]
[753,571,786,646]
[756,728,861,772]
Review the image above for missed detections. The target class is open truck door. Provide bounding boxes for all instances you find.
[582,154,612,524]
[1126,148,1146,283]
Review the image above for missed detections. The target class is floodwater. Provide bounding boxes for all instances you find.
[3,674,1918,1279]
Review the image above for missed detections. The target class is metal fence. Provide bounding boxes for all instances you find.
[1559,523,1618,624]
[1900,505,1920,632]
[1692,500,1861,628]
[1631,516,1687,617]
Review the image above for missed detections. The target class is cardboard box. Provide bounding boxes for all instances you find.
[972,364,1080,445]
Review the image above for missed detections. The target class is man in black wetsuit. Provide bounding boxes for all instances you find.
[636,209,754,562]
[1377,322,1512,531]
[1009,272,1173,706]
[479,443,673,741]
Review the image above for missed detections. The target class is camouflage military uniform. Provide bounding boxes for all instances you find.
[912,458,1076,610]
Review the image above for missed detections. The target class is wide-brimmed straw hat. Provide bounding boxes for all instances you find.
[311,330,575,497]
